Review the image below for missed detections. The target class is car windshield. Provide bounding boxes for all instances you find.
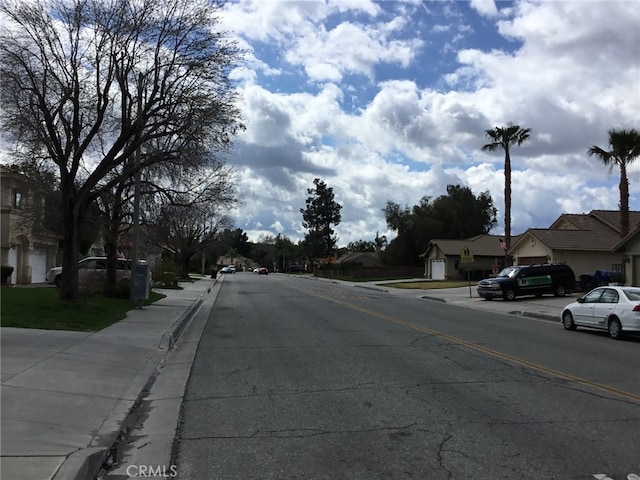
[622,288,640,301]
[496,267,520,278]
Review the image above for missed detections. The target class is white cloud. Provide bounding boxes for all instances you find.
[6,0,636,248]
[469,0,500,18]
[162,0,640,245]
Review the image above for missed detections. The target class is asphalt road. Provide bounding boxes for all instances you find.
[174,273,640,480]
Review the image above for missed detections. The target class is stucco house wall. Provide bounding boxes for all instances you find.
[1,167,61,284]
[614,228,640,286]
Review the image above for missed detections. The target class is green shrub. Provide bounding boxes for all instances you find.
[153,260,180,288]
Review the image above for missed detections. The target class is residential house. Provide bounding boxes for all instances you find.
[422,235,517,280]
[613,225,640,286]
[0,166,61,284]
[217,254,254,272]
[422,210,639,284]
[509,210,639,280]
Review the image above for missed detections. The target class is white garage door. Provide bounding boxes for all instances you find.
[431,259,446,280]
[30,249,48,283]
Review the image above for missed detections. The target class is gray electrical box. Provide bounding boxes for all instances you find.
[131,262,150,301]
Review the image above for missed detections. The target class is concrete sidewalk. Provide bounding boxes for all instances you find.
[1,277,217,480]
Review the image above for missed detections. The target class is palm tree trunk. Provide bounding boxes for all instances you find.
[620,162,629,238]
[504,148,512,265]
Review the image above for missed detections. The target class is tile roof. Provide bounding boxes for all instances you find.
[336,251,380,264]
[425,234,520,257]
[519,228,620,251]
[515,209,640,251]
[551,210,640,235]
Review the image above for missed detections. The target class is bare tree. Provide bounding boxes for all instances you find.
[0,0,243,300]
[143,163,237,278]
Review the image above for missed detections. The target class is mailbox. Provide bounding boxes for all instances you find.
[131,262,150,301]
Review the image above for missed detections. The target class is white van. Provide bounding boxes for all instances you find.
[46,257,133,287]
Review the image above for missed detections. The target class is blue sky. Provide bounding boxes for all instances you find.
[223,0,640,246]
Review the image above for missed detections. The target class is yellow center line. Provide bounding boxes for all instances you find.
[286,281,640,405]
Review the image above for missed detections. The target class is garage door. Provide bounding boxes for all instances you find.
[518,256,548,265]
[29,249,48,283]
[8,248,17,284]
[431,259,446,280]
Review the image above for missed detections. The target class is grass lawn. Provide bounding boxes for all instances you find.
[0,287,165,331]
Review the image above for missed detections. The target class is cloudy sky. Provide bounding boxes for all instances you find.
[219,0,640,247]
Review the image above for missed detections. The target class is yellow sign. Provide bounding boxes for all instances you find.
[460,246,474,263]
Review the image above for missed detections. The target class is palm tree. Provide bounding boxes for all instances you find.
[374,231,387,255]
[481,124,531,263]
[587,128,640,238]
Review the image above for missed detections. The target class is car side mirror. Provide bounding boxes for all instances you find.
[577,297,585,304]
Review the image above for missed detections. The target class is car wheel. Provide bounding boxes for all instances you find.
[554,285,566,297]
[562,311,576,331]
[608,317,623,340]
[503,289,516,301]
[54,275,62,288]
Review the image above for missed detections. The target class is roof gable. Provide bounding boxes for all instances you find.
[549,210,640,235]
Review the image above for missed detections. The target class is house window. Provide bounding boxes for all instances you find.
[12,189,22,208]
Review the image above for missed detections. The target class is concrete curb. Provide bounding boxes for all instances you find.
[168,297,204,349]
[421,295,447,303]
[52,287,209,480]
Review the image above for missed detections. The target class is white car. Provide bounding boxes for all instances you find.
[561,286,640,339]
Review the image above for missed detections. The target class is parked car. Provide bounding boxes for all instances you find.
[219,265,236,274]
[258,267,268,275]
[561,286,640,339]
[477,263,576,301]
[46,256,134,288]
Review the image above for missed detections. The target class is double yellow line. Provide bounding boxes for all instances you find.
[291,282,640,405]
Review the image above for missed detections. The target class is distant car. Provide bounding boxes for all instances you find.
[561,286,640,339]
[258,267,268,275]
[219,265,236,274]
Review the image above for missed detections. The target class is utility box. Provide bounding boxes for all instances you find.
[131,262,150,301]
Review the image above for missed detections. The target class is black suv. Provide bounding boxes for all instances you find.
[477,264,576,301]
